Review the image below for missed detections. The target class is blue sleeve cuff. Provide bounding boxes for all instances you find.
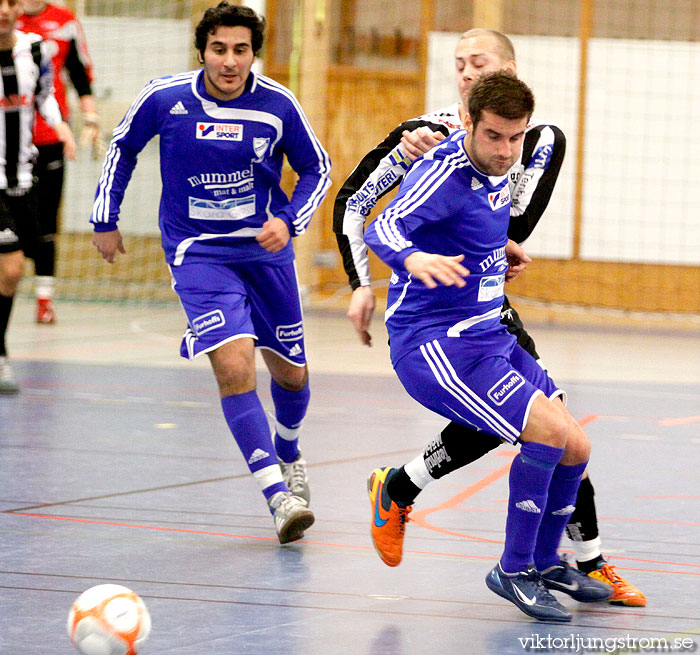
[92,222,118,233]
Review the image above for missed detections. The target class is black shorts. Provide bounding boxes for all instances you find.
[500,295,540,361]
[0,188,40,258]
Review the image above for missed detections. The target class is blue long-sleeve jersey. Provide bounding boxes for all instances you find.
[91,69,331,266]
[364,130,512,366]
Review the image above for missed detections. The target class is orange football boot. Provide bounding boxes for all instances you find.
[588,563,647,606]
[367,467,412,567]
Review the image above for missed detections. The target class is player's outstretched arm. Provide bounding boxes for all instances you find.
[404,252,469,289]
[92,229,126,264]
[347,286,376,347]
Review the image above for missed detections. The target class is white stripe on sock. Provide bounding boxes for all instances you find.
[276,421,301,441]
[252,463,284,491]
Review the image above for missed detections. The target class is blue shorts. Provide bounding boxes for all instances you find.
[394,331,565,444]
[171,260,306,366]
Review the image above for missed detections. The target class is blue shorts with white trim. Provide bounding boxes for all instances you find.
[171,259,306,365]
[393,330,564,444]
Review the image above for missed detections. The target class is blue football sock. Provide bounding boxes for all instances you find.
[271,378,309,463]
[534,461,588,571]
[221,391,286,503]
[501,441,564,574]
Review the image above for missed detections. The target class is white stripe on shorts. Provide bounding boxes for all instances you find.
[420,340,521,441]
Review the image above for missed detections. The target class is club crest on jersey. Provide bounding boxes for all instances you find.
[196,122,243,141]
[488,371,525,405]
[192,309,226,335]
[253,137,270,159]
[276,322,303,342]
[487,186,510,211]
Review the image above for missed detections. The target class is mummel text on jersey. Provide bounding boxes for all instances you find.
[364,130,512,366]
[91,69,331,266]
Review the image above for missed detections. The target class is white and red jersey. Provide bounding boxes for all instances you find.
[17,3,94,146]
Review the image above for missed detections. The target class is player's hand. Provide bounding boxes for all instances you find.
[505,239,532,282]
[400,126,446,161]
[404,251,469,289]
[92,229,126,264]
[347,285,376,347]
[80,113,107,160]
[256,217,290,253]
[55,121,77,161]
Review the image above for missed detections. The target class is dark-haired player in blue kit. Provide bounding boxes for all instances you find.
[90,2,331,544]
[364,72,611,622]
[339,28,645,606]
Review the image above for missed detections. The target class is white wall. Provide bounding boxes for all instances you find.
[427,32,700,266]
[62,17,193,236]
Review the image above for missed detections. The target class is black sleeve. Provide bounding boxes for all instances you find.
[65,39,93,97]
[507,124,566,244]
[333,119,450,289]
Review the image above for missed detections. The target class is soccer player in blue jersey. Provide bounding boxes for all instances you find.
[90,2,331,544]
[339,29,645,606]
[364,72,612,622]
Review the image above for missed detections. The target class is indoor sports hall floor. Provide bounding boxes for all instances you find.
[1,297,699,654]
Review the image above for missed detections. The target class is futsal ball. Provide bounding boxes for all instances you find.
[67,584,151,655]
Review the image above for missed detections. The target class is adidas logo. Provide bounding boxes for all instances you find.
[471,176,483,190]
[169,101,188,115]
[552,504,576,516]
[247,448,270,465]
[515,499,541,513]
[288,343,302,357]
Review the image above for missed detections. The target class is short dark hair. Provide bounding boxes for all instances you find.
[195,2,266,57]
[468,71,534,129]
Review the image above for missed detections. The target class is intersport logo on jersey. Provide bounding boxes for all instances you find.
[487,186,510,211]
[196,122,243,141]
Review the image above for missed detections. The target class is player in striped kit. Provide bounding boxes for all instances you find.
[364,71,612,622]
[18,0,102,324]
[90,2,331,543]
[0,0,75,394]
[335,28,645,605]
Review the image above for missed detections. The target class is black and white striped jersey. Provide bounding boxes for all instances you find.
[333,103,565,290]
[0,31,62,190]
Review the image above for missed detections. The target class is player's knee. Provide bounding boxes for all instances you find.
[208,343,256,396]
[562,422,590,465]
[0,254,23,295]
[535,413,569,449]
[272,365,308,392]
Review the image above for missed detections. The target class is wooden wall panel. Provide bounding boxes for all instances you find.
[316,67,424,290]
[508,260,700,313]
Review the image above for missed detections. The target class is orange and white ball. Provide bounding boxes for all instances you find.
[67,584,151,655]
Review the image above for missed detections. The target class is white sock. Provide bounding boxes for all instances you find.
[572,536,602,563]
[404,453,433,490]
[35,276,55,299]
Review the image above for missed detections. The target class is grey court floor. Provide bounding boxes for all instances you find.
[1,298,699,654]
